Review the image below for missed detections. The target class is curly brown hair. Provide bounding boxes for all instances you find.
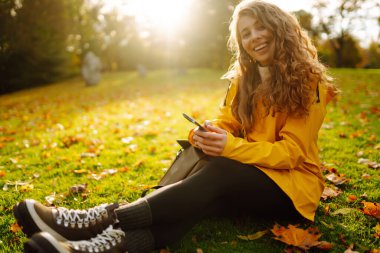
[224,0,335,131]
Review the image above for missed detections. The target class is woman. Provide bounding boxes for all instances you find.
[13,1,338,252]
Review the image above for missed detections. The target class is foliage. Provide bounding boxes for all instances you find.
[0,68,379,252]
[0,0,73,94]
[312,0,379,67]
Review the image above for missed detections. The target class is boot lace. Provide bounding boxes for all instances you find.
[55,204,110,228]
[68,226,125,252]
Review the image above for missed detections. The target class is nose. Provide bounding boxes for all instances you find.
[250,28,261,42]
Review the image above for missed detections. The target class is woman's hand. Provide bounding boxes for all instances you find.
[193,121,227,156]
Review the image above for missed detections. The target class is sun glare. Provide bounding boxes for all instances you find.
[110,0,193,34]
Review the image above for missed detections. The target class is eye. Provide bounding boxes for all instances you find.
[256,25,266,31]
[241,32,250,39]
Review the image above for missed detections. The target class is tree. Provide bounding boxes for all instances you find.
[1,0,72,93]
[366,41,380,68]
[312,0,379,67]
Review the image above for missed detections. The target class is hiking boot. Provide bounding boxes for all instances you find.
[13,199,119,241]
[24,226,128,253]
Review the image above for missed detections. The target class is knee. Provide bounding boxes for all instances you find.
[202,156,237,178]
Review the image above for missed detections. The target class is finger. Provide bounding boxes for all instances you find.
[197,138,225,149]
[205,124,227,134]
[197,142,223,154]
[195,131,224,140]
[203,120,213,128]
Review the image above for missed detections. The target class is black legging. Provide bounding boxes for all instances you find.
[144,156,302,248]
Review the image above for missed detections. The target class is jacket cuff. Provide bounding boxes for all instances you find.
[188,129,196,145]
[221,131,235,157]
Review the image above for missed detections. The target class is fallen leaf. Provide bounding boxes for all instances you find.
[0,170,5,177]
[45,193,56,205]
[316,241,334,250]
[321,186,342,200]
[10,223,22,233]
[356,151,364,157]
[237,230,267,241]
[362,173,371,180]
[19,183,34,192]
[196,248,203,253]
[80,152,97,158]
[69,184,87,194]
[330,208,356,216]
[347,195,357,203]
[374,223,380,238]
[271,224,328,250]
[344,244,359,253]
[369,135,377,141]
[358,158,380,169]
[325,172,349,185]
[361,202,380,219]
[74,169,88,174]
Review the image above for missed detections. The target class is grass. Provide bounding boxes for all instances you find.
[0,68,379,252]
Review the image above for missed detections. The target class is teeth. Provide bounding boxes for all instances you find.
[254,43,267,51]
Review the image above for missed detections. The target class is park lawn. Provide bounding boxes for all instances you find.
[0,68,379,252]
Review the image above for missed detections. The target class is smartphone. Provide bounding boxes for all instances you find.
[182,113,206,131]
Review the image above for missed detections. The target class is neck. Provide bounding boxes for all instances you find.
[257,64,270,81]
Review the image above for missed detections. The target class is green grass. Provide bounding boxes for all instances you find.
[0,68,379,252]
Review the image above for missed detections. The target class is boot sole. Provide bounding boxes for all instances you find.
[13,200,67,241]
[24,232,67,253]
[13,201,40,238]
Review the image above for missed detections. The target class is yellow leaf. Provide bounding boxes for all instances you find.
[74,169,88,174]
[374,223,380,238]
[237,230,267,241]
[19,184,34,192]
[271,224,326,251]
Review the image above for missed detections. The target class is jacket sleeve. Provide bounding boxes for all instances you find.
[221,84,330,169]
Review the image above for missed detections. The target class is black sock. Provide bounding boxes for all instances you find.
[115,198,152,231]
[123,228,155,253]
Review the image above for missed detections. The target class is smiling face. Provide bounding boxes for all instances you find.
[238,15,275,66]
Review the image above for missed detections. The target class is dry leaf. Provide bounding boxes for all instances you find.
[374,223,380,238]
[271,224,328,250]
[80,152,97,158]
[10,223,22,233]
[196,248,203,253]
[362,173,371,180]
[339,133,347,138]
[347,195,357,203]
[330,208,356,216]
[344,244,359,253]
[237,230,267,241]
[325,172,349,185]
[74,169,88,174]
[358,158,380,169]
[321,186,342,200]
[69,184,87,194]
[0,170,5,177]
[361,202,380,219]
[356,151,364,157]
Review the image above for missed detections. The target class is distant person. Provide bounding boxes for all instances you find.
[13,1,338,252]
[81,51,102,86]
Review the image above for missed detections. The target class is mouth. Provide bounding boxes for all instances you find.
[254,43,268,52]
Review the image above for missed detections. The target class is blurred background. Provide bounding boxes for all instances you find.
[0,0,379,94]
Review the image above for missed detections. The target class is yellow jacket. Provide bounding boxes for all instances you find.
[191,77,336,221]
